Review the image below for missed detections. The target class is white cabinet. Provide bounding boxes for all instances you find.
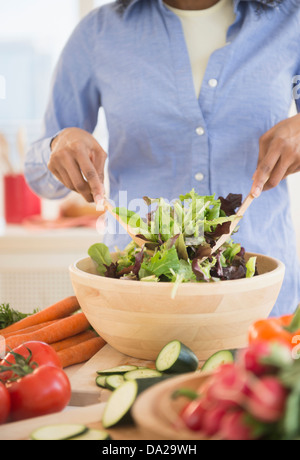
[0,225,101,313]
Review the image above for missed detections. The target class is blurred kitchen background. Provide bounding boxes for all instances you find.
[0,0,299,311]
[0,0,110,311]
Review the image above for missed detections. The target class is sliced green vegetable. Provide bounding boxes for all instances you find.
[155,340,199,374]
[102,380,139,428]
[102,375,177,428]
[201,350,234,372]
[124,368,162,380]
[105,374,125,391]
[70,429,112,441]
[95,375,107,389]
[96,365,138,375]
[30,424,88,441]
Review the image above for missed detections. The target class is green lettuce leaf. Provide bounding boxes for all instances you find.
[246,256,257,278]
[140,244,180,279]
[88,243,112,276]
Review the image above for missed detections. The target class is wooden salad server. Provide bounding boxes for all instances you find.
[96,197,146,248]
[199,192,255,263]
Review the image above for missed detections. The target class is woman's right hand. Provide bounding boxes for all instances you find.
[48,127,107,203]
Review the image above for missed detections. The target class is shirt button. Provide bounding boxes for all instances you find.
[208,78,218,88]
[195,172,204,182]
[196,126,205,136]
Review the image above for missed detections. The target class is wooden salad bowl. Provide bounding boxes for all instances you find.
[69,252,285,361]
[131,371,213,440]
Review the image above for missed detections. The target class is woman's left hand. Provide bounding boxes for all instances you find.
[251,113,300,197]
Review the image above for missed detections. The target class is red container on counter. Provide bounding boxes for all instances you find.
[4,174,41,224]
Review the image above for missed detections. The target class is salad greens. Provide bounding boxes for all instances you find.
[88,189,257,292]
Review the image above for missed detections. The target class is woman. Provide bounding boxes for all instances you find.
[25,0,300,316]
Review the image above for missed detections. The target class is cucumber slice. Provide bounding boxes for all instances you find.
[155,340,199,374]
[102,380,138,428]
[105,374,125,391]
[95,375,107,388]
[124,368,162,380]
[201,350,234,372]
[135,375,177,393]
[70,429,112,440]
[97,365,138,375]
[30,424,88,441]
[102,375,177,428]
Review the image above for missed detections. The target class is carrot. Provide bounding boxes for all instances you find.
[1,320,59,339]
[4,312,90,352]
[51,330,98,352]
[0,296,80,335]
[57,336,106,368]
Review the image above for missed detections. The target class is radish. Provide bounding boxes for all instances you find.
[238,341,272,376]
[220,410,254,441]
[201,403,227,437]
[179,397,211,432]
[205,363,250,408]
[246,376,287,423]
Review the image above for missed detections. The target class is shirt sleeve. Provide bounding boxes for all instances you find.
[24,10,101,199]
[295,74,300,113]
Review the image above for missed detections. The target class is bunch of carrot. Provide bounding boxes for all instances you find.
[0,296,106,368]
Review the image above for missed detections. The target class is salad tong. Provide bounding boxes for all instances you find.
[96,197,146,248]
[199,192,255,263]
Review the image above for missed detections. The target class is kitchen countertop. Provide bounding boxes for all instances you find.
[0,223,101,254]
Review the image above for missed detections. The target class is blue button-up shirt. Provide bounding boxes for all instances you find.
[25,0,300,316]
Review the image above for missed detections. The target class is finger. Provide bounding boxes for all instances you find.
[63,157,94,202]
[49,166,75,192]
[263,157,289,191]
[77,151,106,202]
[284,160,300,178]
[92,149,107,202]
[251,143,281,198]
[55,168,76,192]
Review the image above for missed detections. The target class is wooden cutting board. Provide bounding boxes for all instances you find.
[69,344,156,406]
[0,402,158,441]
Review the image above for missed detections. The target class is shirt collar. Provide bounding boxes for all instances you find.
[119,0,279,17]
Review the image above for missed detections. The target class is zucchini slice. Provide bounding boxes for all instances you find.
[95,375,107,388]
[102,380,138,428]
[201,350,234,372]
[97,365,138,375]
[30,424,88,441]
[124,368,162,380]
[105,374,125,391]
[70,429,112,441]
[155,340,199,374]
[102,375,177,428]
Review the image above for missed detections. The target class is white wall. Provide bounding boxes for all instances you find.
[0,0,299,258]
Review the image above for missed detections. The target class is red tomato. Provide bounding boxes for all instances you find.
[0,382,10,425]
[7,365,71,422]
[0,341,62,383]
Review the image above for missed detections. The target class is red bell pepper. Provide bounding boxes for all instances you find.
[248,305,300,350]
